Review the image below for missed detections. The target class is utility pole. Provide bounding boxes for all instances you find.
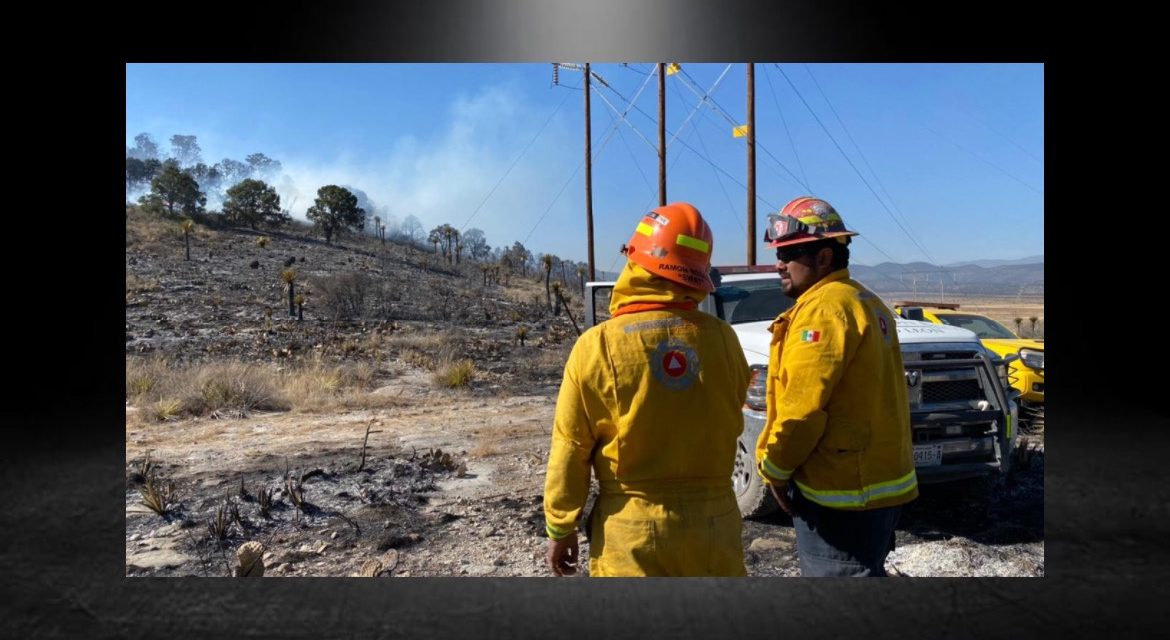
[746,63,756,265]
[585,63,596,281]
[658,63,666,206]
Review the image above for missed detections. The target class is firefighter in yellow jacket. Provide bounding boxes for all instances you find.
[755,196,918,577]
[543,203,749,577]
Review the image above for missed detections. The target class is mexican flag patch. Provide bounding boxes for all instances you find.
[801,330,821,343]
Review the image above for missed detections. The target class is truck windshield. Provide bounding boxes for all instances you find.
[934,313,1018,339]
[718,280,793,324]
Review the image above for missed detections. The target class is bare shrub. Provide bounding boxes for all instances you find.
[311,272,374,320]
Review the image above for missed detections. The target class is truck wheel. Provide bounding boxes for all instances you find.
[733,433,778,518]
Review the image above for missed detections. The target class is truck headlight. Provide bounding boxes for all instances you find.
[1019,348,1044,371]
[745,364,767,411]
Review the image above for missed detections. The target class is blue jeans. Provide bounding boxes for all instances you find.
[789,484,901,577]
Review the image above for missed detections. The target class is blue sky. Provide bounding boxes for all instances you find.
[126,63,1043,270]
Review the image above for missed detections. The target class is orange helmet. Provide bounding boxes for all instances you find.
[625,202,715,292]
[764,196,858,248]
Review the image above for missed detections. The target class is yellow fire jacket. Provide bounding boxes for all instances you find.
[755,268,918,510]
[544,261,749,576]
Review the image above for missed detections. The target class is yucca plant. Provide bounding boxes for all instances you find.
[207,501,232,541]
[542,254,554,310]
[294,294,306,321]
[281,269,297,317]
[180,220,194,261]
[257,486,274,519]
[139,472,175,516]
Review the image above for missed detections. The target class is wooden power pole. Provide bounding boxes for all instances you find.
[747,63,757,265]
[585,63,595,281]
[658,63,666,206]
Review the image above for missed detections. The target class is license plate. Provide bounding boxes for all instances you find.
[913,443,943,467]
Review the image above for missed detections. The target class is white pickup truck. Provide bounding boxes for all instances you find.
[585,265,1019,517]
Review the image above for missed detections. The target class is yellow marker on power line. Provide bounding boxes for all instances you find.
[733,124,750,138]
[666,63,681,75]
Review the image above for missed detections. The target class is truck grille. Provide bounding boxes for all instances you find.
[923,379,983,404]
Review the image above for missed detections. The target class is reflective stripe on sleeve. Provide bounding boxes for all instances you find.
[546,523,575,540]
[793,469,918,508]
[759,457,794,482]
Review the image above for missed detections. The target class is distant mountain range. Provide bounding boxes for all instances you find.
[942,255,1044,269]
[598,256,1043,297]
[850,259,1043,296]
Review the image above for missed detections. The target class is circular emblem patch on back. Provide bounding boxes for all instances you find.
[650,339,700,391]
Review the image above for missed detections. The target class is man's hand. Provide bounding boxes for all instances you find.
[546,535,579,576]
[766,480,796,517]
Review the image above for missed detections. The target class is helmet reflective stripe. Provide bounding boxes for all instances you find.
[624,202,716,292]
[675,234,709,253]
[792,470,918,508]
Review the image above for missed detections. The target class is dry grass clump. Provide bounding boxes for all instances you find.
[128,358,288,420]
[434,358,476,389]
[125,273,160,295]
[469,423,510,458]
[147,398,184,422]
[126,356,405,419]
[188,362,289,416]
[126,205,219,252]
[384,331,458,370]
[279,359,389,412]
[517,343,573,382]
[126,207,179,248]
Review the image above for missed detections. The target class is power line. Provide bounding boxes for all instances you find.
[957,103,1043,165]
[673,66,814,194]
[459,82,576,233]
[764,64,810,192]
[800,64,935,263]
[773,64,938,266]
[673,86,743,235]
[615,124,657,202]
[921,123,1043,195]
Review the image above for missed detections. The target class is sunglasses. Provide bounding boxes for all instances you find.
[776,244,821,263]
